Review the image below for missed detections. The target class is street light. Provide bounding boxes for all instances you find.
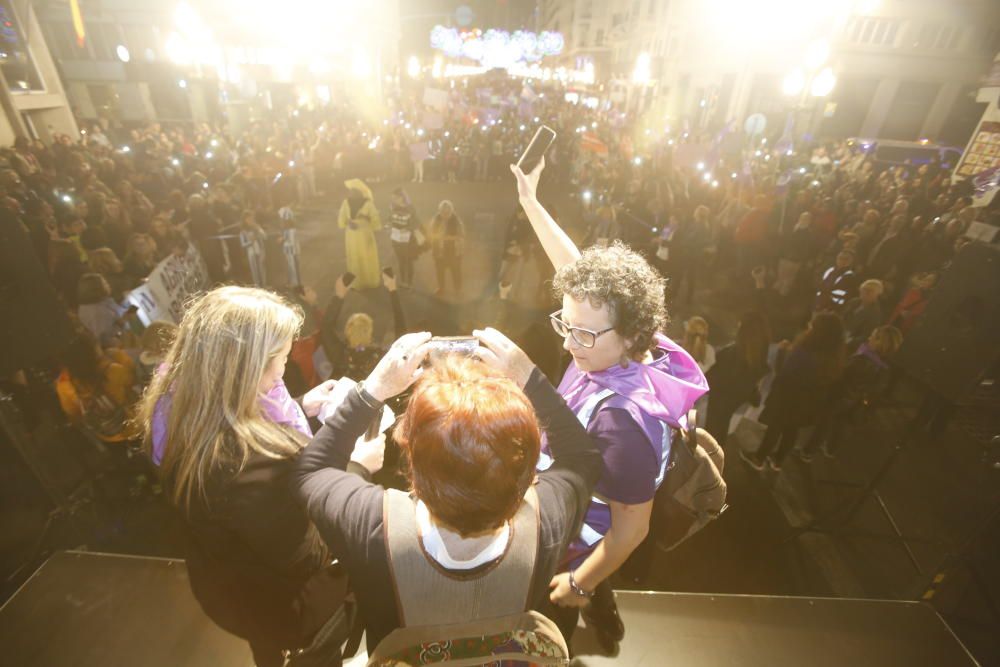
[632,52,651,85]
[810,67,837,97]
[782,69,805,97]
[407,56,421,79]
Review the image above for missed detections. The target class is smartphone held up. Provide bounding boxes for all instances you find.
[517,126,557,174]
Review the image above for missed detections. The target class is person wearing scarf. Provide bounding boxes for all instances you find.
[511,158,708,648]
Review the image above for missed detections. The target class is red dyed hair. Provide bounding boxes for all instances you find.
[393,356,540,536]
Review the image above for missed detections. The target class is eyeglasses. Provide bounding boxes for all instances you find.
[549,310,615,348]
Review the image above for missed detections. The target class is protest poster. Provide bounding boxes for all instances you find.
[422,87,449,111]
[125,244,209,325]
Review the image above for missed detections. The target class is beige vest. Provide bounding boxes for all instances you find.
[383,487,540,626]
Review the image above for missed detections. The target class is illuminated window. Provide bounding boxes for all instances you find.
[845,16,900,47]
[0,1,44,91]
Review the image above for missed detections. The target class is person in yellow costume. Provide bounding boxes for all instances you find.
[338,179,382,289]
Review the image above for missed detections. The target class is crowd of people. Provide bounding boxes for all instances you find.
[2,67,998,665]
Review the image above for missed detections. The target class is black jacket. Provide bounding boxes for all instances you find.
[177,443,362,649]
[294,368,602,652]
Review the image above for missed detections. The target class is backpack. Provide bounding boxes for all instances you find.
[367,611,568,666]
[367,488,569,667]
[579,391,726,552]
[654,409,728,551]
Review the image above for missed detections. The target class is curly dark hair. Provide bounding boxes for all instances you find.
[551,242,667,359]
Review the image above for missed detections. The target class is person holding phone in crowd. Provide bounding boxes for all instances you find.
[321,270,406,381]
[510,157,708,647]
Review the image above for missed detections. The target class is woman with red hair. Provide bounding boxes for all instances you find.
[295,328,602,655]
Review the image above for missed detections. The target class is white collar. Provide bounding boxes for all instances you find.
[415,499,510,570]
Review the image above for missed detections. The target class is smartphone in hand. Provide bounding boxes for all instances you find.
[382,267,395,278]
[517,126,557,174]
[342,272,356,287]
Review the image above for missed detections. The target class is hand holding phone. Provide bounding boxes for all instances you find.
[517,126,557,174]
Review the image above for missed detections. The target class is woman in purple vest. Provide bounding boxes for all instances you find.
[511,159,709,646]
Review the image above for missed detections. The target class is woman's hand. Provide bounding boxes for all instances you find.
[382,270,398,292]
[365,332,433,402]
[302,379,337,418]
[548,572,591,608]
[510,156,545,203]
[472,327,535,388]
[350,432,385,474]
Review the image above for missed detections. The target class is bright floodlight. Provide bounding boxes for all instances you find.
[782,68,805,97]
[165,32,193,65]
[804,40,829,70]
[178,78,188,89]
[632,52,651,85]
[345,53,370,79]
[407,56,421,79]
[810,67,836,97]
[116,45,130,63]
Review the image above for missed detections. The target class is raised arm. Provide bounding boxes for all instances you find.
[320,274,350,369]
[511,158,581,272]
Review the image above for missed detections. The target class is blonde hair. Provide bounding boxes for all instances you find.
[868,325,903,358]
[88,247,122,275]
[860,279,884,296]
[137,286,304,513]
[344,312,374,348]
[682,316,710,364]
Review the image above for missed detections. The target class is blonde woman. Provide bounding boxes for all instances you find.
[320,271,406,381]
[138,286,379,667]
[428,200,465,296]
[681,316,716,375]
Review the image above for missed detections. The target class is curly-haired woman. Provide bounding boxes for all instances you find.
[511,159,709,647]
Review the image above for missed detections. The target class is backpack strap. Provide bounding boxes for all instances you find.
[383,487,540,627]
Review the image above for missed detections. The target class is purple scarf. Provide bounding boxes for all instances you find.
[544,333,709,567]
[151,375,311,466]
[855,341,888,370]
[556,333,709,427]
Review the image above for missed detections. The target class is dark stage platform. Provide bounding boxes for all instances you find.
[0,551,979,666]
[0,550,250,666]
[571,590,979,666]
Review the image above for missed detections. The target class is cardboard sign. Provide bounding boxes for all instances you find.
[125,244,209,325]
[422,87,449,111]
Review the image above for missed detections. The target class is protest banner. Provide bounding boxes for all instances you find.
[125,244,210,325]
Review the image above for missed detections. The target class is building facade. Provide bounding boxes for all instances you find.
[0,0,77,144]
[541,0,1000,145]
[33,0,400,127]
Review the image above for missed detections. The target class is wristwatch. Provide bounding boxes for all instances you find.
[568,570,594,598]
